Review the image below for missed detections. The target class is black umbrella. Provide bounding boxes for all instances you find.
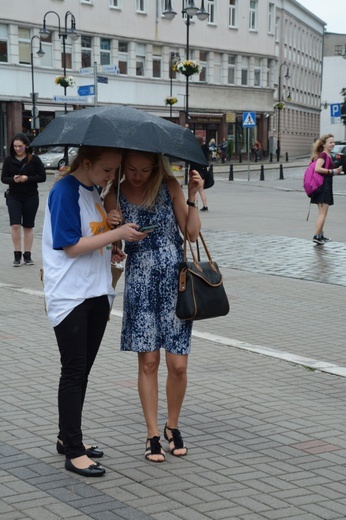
[31,105,208,166]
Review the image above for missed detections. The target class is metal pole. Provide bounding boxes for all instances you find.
[94,61,98,107]
[184,11,191,185]
[277,71,281,162]
[247,127,250,181]
[169,53,173,120]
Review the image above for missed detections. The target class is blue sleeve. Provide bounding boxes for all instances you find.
[48,177,82,250]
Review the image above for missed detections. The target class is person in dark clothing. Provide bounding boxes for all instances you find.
[1,133,46,266]
[190,135,209,211]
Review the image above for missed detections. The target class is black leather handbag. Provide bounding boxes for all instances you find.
[176,231,230,321]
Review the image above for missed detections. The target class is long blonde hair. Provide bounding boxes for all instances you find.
[122,151,173,209]
[311,134,333,161]
[56,146,121,181]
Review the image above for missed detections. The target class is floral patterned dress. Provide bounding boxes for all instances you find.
[119,181,192,355]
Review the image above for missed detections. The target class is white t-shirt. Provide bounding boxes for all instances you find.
[42,175,115,327]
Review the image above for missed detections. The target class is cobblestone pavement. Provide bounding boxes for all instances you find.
[1,161,346,520]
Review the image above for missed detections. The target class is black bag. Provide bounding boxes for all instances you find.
[4,189,9,199]
[176,230,230,321]
[203,166,214,189]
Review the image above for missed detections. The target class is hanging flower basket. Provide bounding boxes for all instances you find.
[173,59,201,77]
[274,101,285,110]
[55,75,76,88]
[165,96,178,106]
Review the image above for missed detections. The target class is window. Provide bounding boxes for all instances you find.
[18,27,31,64]
[268,3,274,34]
[227,54,235,84]
[214,52,221,83]
[254,58,261,86]
[229,0,237,28]
[136,0,146,13]
[275,17,280,41]
[249,1,257,31]
[81,35,92,67]
[109,0,120,6]
[118,41,128,74]
[208,0,215,23]
[136,43,145,76]
[41,33,53,67]
[0,24,8,63]
[335,45,342,56]
[199,51,207,81]
[101,38,111,65]
[152,45,161,78]
[241,56,249,85]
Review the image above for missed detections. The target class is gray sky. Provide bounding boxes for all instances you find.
[298,0,345,33]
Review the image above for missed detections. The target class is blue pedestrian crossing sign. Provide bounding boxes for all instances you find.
[242,112,256,127]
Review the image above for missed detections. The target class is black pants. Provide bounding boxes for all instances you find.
[54,295,110,459]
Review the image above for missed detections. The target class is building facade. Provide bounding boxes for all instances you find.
[0,0,325,162]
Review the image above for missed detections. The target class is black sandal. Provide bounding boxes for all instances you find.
[145,436,165,463]
[164,423,188,457]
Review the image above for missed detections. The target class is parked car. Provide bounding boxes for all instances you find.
[331,144,346,171]
[38,146,78,170]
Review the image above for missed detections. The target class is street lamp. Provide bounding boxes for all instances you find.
[276,61,290,162]
[39,10,80,114]
[40,10,79,164]
[163,1,209,182]
[30,35,45,135]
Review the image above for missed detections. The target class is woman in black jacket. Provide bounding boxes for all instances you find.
[1,133,46,266]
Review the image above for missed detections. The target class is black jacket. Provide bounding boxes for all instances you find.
[1,154,46,200]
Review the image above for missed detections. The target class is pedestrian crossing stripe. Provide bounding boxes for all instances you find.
[242,111,256,127]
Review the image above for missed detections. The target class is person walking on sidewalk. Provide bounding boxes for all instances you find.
[104,150,203,463]
[190,135,209,211]
[42,146,145,478]
[310,134,342,244]
[1,132,46,266]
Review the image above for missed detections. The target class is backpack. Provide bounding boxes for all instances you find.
[303,155,330,197]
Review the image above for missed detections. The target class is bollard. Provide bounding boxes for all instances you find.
[228,164,234,181]
[239,154,242,163]
[269,153,273,163]
[260,164,265,181]
[285,152,289,162]
[279,163,284,180]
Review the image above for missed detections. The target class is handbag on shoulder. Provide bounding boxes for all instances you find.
[176,230,229,321]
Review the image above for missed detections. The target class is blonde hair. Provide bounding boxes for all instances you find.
[311,134,334,161]
[122,151,173,209]
[55,146,121,181]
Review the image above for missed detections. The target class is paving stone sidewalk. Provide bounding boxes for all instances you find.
[1,165,346,520]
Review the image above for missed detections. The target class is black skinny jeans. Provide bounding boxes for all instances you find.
[54,295,110,459]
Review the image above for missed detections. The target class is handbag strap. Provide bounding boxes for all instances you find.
[183,229,218,273]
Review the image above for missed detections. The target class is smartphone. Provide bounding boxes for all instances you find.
[138,224,157,233]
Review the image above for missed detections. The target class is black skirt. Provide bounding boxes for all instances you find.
[310,176,334,206]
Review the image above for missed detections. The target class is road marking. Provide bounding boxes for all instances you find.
[2,284,346,378]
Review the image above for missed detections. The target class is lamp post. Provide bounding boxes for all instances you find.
[30,35,45,135]
[169,51,180,120]
[40,10,79,164]
[163,1,209,182]
[276,61,290,162]
[40,10,79,114]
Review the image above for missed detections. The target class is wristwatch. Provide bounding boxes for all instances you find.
[186,199,197,207]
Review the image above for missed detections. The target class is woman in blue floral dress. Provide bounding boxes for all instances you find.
[105,151,203,462]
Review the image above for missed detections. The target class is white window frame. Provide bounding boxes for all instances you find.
[241,56,249,86]
[249,0,257,31]
[100,38,111,66]
[254,58,261,86]
[18,27,31,65]
[152,45,161,78]
[229,0,237,28]
[81,35,92,68]
[227,54,235,84]
[109,0,121,7]
[136,43,145,76]
[268,3,274,34]
[118,41,128,74]
[41,33,53,68]
[136,0,146,13]
[0,24,8,63]
[207,0,215,24]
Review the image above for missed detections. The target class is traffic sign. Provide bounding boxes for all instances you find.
[242,112,256,127]
[79,67,94,75]
[100,64,120,74]
[52,95,94,104]
[77,85,95,96]
[330,103,341,118]
[97,76,108,84]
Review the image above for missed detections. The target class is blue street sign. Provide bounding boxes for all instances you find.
[330,103,341,118]
[97,76,108,84]
[242,112,256,127]
[77,85,95,96]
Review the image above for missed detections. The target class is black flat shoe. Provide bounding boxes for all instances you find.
[65,459,106,477]
[56,440,104,458]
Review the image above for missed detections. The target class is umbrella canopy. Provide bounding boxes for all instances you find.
[31,105,208,166]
